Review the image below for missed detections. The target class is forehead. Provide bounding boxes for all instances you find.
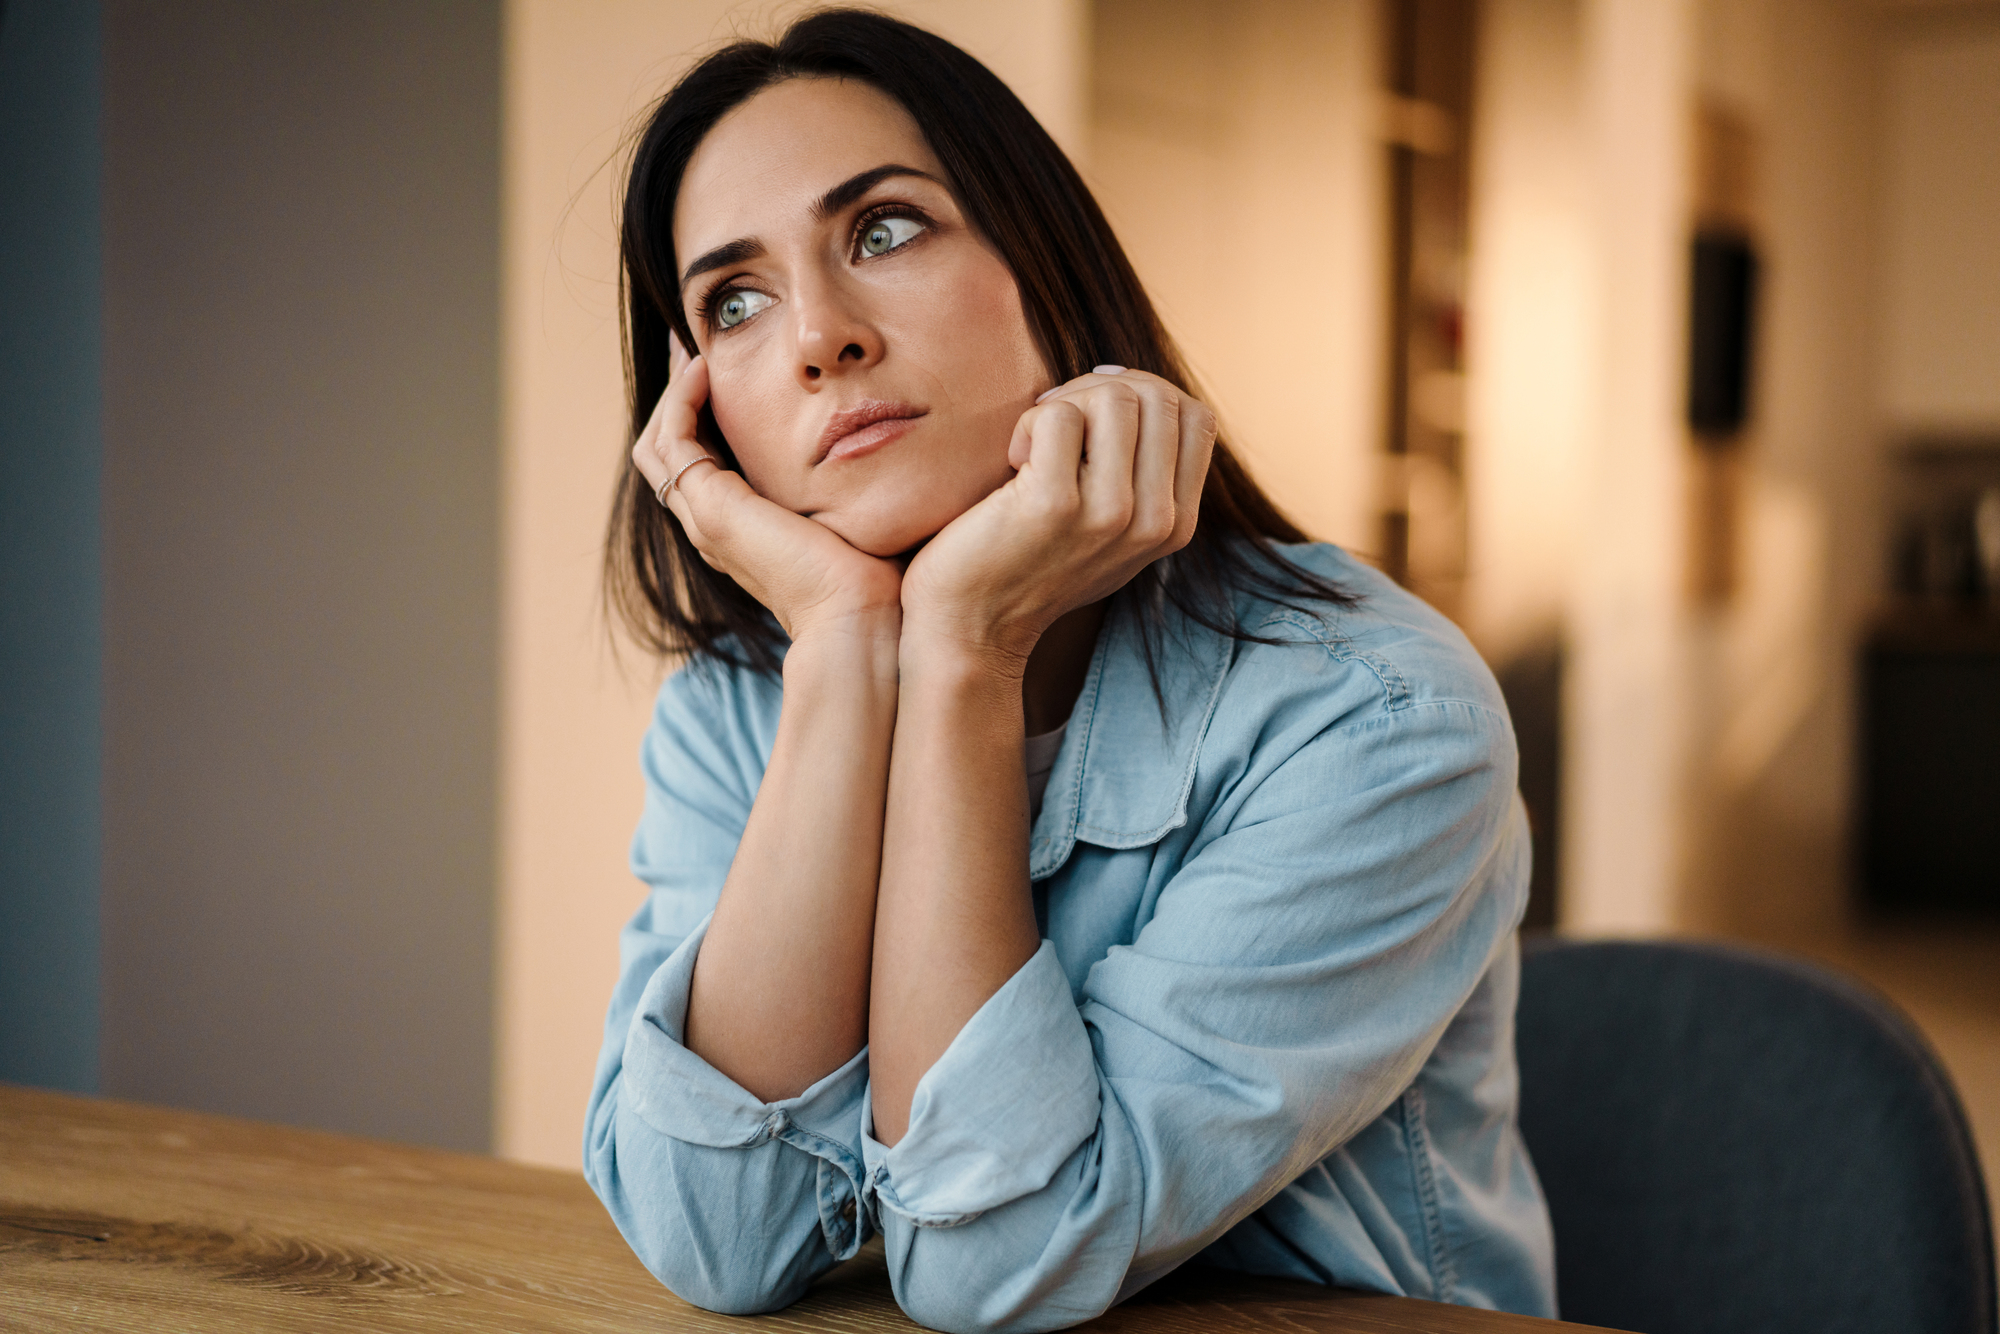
[674,77,943,257]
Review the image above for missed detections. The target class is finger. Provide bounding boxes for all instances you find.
[633,359,699,480]
[1032,365,1131,409]
[1032,369,1189,475]
[1169,397,1218,550]
[1067,370,1212,524]
[631,355,712,495]
[660,477,709,552]
[1129,381,1183,545]
[1076,380,1141,531]
[659,442,738,537]
[634,356,734,561]
[1007,413,1034,471]
[1035,364,1192,408]
[1013,399,1087,512]
[660,452,756,570]
[669,330,692,379]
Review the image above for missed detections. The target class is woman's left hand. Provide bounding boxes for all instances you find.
[898,367,1217,671]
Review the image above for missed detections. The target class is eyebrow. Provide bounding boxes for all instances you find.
[677,164,945,294]
[678,237,766,295]
[810,163,943,222]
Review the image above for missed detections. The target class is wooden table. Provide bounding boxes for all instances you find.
[0,1084,1618,1333]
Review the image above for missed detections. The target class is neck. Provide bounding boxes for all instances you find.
[1022,600,1107,735]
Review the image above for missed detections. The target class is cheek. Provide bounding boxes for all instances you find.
[704,355,793,493]
[955,266,1035,352]
[946,269,1048,405]
[881,261,1043,444]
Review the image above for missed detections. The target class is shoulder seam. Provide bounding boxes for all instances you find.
[1315,695,1512,741]
[1256,608,1413,711]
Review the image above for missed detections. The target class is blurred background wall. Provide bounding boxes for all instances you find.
[2,0,1997,1203]
[97,0,501,1150]
[1088,0,1382,555]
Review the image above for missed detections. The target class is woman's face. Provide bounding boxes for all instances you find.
[672,77,1052,557]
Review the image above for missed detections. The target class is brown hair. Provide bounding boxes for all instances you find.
[606,7,1349,676]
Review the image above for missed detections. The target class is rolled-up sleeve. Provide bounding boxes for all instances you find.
[867,699,1527,1334]
[584,662,870,1315]
[864,940,1100,1226]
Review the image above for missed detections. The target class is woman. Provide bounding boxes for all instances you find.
[587,10,1554,1333]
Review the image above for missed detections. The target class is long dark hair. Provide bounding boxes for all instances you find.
[606,7,1350,676]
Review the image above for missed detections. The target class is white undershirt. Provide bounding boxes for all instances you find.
[1025,723,1068,821]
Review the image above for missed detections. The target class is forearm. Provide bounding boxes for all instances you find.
[686,616,900,1101]
[870,637,1042,1146]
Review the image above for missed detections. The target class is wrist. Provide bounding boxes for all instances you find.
[784,609,903,691]
[897,613,1037,682]
[895,630,1029,722]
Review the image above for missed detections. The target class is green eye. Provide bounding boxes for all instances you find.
[860,215,924,256]
[716,289,773,329]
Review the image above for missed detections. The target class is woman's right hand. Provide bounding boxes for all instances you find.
[632,338,904,644]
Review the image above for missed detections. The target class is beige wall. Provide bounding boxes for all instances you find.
[496,0,1092,1168]
[1879,10,2000,436]
[1089,0,1384,553]
[1555,0,1698,934]
[496,0,667,1172]
[1463,0,1591,666]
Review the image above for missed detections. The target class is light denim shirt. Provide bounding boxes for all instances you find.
[584,543,1557,1333]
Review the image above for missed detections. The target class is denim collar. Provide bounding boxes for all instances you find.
[1028,607,1234,881]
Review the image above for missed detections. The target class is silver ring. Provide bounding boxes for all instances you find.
[655,454,718,507]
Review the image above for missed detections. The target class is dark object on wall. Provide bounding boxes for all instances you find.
[1895,506,1987,601]
[1687,230,1760,440]
[1517,938,1997,1334]
[1888,445,2000,603]
[1861,610,2000,915]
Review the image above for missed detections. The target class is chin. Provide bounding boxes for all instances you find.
[816,505,958,559]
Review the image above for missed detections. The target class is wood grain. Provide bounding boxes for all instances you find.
[0,1085,1619,1333]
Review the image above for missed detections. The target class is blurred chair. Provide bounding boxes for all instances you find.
[1516,938,1996,1334]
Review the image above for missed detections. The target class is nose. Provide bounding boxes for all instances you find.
[791,272,881,387]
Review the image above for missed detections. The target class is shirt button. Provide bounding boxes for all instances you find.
[841,1198,857,1222]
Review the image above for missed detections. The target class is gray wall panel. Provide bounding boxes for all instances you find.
[102,0,500,1151]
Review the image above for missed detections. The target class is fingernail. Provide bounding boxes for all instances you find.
[1035,386,1059,404]
[1092,364,1126,375]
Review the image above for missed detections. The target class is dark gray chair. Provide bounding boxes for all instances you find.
[1516,937,1996,1334]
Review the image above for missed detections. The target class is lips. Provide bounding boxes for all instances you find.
[815,400,928,463]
